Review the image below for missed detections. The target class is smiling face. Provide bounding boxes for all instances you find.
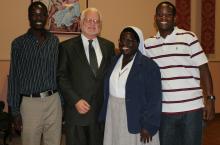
[119,31,139,57]
[155,3,176,37]
[28,3,48,30]
[80,10,101,39]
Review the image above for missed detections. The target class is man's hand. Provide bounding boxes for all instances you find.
[203,99,215,120]
[13,114,22,132]
[140,128,152,143]
[75,99,90,114]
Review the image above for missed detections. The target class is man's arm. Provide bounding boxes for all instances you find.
[140,61,162,142]
[199,63,215,120]
[7,41,22,131]
[57,44,80,105]
[57,43,90,114]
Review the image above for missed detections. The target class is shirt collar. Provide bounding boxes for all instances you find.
[81,34,98,44]
[156,26,178,39]
[27,28,50,40]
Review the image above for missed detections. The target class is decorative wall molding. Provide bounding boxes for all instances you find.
[176,0,191,30]
[201,0,215,54]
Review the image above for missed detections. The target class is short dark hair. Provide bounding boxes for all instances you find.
[120,27,140,44]
[156,1,176,16]
[28,1,48,18]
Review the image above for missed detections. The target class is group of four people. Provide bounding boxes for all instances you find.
[7,1,215,145]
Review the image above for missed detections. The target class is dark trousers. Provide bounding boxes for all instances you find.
[65,122,104,145]
[159,109,203,145]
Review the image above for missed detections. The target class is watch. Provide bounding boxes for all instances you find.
[207,95,216,100]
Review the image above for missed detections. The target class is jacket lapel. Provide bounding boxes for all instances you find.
[73,36,110,78]
[104,52,143,100]
[127,50,143,81]
[104,55,120,97]
[96,37,108,77]
[73,36,97,77]
[74,36,90,67]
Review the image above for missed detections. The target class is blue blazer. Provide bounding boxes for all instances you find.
[100,50,162,136]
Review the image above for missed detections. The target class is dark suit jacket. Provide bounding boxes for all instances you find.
[100,50,162,136]
[57,35,115,126]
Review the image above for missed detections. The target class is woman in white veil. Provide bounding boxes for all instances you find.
[100,26,162,145]
[127,26,146,55]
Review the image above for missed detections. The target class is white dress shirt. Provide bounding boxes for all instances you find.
[81,34,103,67]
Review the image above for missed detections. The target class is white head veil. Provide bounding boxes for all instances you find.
[126,26,146,55]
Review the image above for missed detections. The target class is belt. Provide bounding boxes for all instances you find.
[21,90,57,98]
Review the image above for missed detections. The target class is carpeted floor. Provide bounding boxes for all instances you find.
[203,113,220,145]
[3,114,220,145]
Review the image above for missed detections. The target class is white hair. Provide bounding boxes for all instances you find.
[80,7,102,22]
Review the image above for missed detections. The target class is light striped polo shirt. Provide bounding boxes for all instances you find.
[144,27,208,113]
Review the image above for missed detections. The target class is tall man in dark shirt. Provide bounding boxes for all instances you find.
[7,2,62,145]
[57,7,115,145]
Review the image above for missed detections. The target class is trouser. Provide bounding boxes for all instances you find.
[65,122,104,145]
[20,92,62,145]
[159,109,203,145]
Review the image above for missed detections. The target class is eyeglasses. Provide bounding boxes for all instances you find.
[84,18,100,24]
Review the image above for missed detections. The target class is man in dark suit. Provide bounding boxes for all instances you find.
[57,7,115,145]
